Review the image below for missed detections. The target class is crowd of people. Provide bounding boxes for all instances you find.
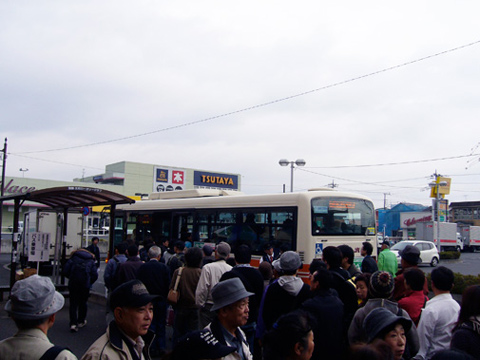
[1,237,480,360]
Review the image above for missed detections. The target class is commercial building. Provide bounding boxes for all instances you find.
[377,203,431,240]
[1,161,241,237]
[449,201,480,226]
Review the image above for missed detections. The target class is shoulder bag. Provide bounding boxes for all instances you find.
[167,267,183,304]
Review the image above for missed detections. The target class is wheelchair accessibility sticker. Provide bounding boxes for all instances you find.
[315,243,323,257]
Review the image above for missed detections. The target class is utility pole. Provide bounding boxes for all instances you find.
[0,138,7,250]
[327,180,338,189]
[429,170,448,252]
[383,193,390,209]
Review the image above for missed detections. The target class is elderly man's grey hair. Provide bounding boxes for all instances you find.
[148,245,162,259]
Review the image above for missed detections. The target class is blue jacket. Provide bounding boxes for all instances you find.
[64,248,98,288]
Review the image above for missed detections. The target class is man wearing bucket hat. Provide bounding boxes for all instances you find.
[204,278,254,360]
[81,280,160,360]
[0,275,77,360]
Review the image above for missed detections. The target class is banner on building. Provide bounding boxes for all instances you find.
[154,167,186,192]
[193,171,239,190]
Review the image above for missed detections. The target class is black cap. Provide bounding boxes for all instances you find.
[399,245,421,265]
[110,280,159,310]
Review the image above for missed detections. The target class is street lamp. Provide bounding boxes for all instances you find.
[279,159,306,192]
[429,180,448,252]
[19,168,28,177]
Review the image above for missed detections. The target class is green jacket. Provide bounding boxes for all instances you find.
[378,248,398,277]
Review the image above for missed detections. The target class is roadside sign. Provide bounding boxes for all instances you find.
[82,206,90,216]
[315,243,323,257]
[28,232,51,262]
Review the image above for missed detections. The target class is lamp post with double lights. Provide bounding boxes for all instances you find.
[19,168,28,177]
[429,179,448,252]
[279,159,306,192]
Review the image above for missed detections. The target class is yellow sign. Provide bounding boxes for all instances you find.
[92,196,140,213]
[430,177,451,198]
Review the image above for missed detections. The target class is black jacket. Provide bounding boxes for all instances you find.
[137,260,170,298]
[451,320,480,359]
[261,279,311,331]
[329,267,358,327]
[86,244,101,268]
[361,255,378,274]
[302,289,345,360]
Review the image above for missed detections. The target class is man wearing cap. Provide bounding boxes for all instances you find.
[377,240,398,277]
[0,275,77,360]
[259,243,276,265]
[81,280,159,360]
[196,241,232,328]
[393,244,428,301]
[261,251,310,331]
[205,278,254,360]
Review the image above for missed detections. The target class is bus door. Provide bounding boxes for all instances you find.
[171,211,194,242]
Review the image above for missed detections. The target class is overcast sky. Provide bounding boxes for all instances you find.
[2,1,480,209]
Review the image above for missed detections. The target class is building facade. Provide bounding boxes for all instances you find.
[449,201,480,226]
[1,161,241,237]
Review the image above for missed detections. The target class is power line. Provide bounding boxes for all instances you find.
[306,153,480,169]
[13,39,480,155]
[297,168,426,189]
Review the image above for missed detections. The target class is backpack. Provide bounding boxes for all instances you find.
[69,259,90,287]
[40,346,70,360]
[332,271,357,292]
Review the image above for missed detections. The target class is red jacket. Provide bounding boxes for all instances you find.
[398,290,428,326]
[394,267,429,301]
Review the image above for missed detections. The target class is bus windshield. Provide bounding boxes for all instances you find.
[311,197,375,236]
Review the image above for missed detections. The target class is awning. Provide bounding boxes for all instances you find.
[0,186,135,288]
[0,186,135,209]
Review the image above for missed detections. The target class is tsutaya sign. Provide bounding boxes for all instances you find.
[1,179,36,195]
[194,171,239,190]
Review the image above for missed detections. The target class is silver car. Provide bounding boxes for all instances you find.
[391,240,440,267]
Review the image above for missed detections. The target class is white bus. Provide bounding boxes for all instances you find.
[115,188,377,274]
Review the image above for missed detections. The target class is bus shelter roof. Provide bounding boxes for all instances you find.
[0,186,135,209]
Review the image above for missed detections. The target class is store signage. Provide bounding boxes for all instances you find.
[1,179,36,195]
[194,171,238,190]
[154,167,185,192]
[403,215,432,227]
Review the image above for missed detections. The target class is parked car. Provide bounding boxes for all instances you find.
[391,240,440,267]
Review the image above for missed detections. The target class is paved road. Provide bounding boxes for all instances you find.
[418,252,480,275]
[0,253,109,358]
[0,254,171,358]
